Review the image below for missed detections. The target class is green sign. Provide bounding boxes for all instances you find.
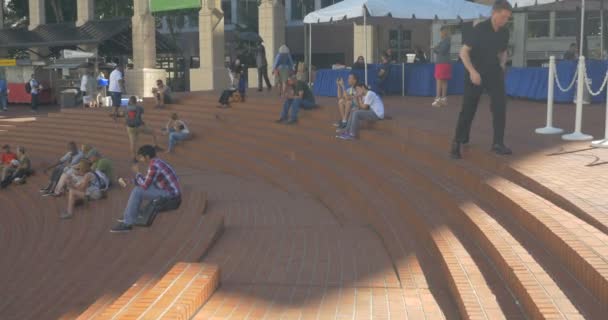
[150,0,201,13]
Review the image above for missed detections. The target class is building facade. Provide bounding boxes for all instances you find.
[432,1,607,67]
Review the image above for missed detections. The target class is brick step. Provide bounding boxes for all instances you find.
[0,184,223,319]
[383,123,608,236]
[91,262,219,320]
[371,123,608,313]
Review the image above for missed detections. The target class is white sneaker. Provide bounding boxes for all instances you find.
[440,97,448,107]
[431,98,441,107]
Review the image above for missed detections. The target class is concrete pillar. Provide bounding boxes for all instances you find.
[353,22,377,64]
[259,0,286,75]
[189,0,228,91]
[126,0,165,97]
[512,12,527,67]
[28,0,45,30]
[76,0,95,27]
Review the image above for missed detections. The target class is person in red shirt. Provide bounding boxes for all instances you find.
[1,144,17,181]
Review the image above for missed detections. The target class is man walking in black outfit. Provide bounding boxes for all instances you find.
[256,41,272,92]
[450,0,513,159]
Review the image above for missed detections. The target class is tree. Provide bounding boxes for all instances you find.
[6,0,134,26]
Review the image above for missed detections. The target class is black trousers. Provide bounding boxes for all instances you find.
[257,66,271,90]
[453,71,507,145]
[31,93,39,111]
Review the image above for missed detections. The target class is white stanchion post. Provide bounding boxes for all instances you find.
[591,94,608,147]
[536,56,563,134]
[562,56,593,141]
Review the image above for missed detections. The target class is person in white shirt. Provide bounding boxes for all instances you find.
[337,83,384,140]
[29,74,41,113]
[162,113,190,153]
[108,65,125,118]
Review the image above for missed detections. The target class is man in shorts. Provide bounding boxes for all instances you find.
[125,96,162,162]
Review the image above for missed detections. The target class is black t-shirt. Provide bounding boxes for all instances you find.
[464,19,509,75]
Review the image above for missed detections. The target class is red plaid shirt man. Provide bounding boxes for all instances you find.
[135,158,181,197]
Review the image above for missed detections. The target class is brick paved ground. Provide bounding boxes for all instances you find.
[2,91,608,319]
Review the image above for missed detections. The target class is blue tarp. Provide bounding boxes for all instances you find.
[313,60,608,103]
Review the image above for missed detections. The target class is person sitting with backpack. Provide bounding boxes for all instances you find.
[111,145,181,233]
[125,96,162,162]
[40,142,83,195]
[45,147,112,197]
[0,146,32,188]
[59,159,109,219]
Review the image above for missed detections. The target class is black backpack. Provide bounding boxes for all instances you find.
[134,196,182,227]
[25,81,31,94]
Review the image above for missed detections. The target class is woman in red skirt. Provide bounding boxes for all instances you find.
[432,26,452,107]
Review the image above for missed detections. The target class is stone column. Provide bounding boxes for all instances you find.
[353,22,377,63]
[190,0,227,91]
[512,12,527,67]
[76,0,95,27]
[126,0,165,97]
[28,0,45,30]
[258,0,286,80]
[28,0,47,61]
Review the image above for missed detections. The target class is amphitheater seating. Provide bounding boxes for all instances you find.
[0,91,607,319]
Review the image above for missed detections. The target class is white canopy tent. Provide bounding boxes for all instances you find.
[303,0,492,84]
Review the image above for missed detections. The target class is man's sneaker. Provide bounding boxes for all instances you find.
[333,121,342,127]
[60,211,73,220]
[110,222,132,233]
[42,192,59,197]
[39,187,49,193]
[491,144,512,155]
[450,142,462,159]
[275,118,286,124]
[116,218,125,223]
[286,119,298,125]
[337,132,355,140]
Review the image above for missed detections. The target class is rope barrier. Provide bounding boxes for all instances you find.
[554,67,578,92]
[582,63,608,97]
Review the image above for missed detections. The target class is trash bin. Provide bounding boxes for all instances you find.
[59,89,79,108]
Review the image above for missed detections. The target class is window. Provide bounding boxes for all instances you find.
[222,0,232,24]
[291,0,315,21]
[555,11,577,37]
[527,11,550,38]
[321,0,343,8]
[389,29,412,62]
[586,11,601,36]
[238,0,258,30]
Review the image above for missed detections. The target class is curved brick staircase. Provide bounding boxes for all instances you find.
[0,91,607,319]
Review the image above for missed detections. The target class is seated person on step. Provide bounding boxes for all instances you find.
[40,141,83,195]
[46,144,93,197]
[275,76,316,125]
[161,113,191,153]
[0,144,17,180]
[152,79,172,108]
[335,73,361,129]
[89,149,113,187]
[111,145,181,233]
[0,146,32,188]
[59,159,109,219]
[336,83,385,141]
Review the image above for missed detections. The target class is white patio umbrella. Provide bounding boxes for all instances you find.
[303,0,492,85]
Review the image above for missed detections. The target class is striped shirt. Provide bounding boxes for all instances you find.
[135,158,181,197]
